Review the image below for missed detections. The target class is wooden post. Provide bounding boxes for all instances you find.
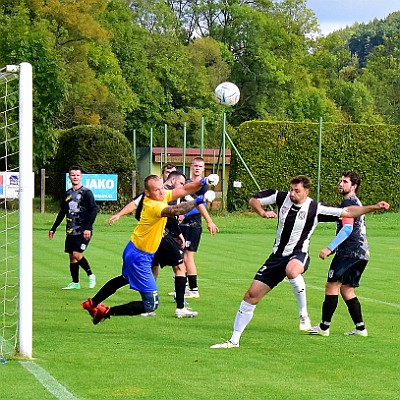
[40,168,45,213]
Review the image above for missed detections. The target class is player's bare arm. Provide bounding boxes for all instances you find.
[249,197,277,218]
[83,230,92,240]
[108,201,138,224]
[341,201,389,218]
[161,200,199,218]
[197,203,219,235]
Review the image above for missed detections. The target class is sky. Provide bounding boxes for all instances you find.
[306,0,400,35]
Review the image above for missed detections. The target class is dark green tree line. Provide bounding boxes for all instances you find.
[0,0,399,171]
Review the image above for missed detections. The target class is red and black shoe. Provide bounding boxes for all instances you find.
[92,304,110,325]
[81,298,97,317]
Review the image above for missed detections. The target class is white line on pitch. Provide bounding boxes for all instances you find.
[20,361,77,399]
[306,284,400,308]
[199,278,400,308]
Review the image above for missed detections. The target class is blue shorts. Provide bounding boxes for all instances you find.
[121,241,157,292]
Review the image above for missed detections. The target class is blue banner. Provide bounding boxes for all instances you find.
[66,174,118,201]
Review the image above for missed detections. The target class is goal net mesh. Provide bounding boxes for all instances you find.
[0,65,21,362]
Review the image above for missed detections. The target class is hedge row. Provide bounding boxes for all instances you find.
[227,121,400,212]
[48,125,135,211]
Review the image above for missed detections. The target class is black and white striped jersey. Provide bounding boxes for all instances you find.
[253,190,343,257]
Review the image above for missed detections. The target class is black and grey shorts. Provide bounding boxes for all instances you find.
[64,233,91,253]
[180,220,202,252]
[327,255,367,287]
[254,252,310,289]
[153,233,183,268]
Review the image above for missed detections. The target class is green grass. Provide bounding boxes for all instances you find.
[1,211,400,399]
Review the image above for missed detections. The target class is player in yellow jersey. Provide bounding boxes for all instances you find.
[82,173,218,324]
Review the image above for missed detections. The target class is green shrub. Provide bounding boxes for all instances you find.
[227,121,400,211]
[50,125,135,211]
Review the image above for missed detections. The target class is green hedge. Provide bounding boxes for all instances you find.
[227,121,400,211]
[50,125,135,211]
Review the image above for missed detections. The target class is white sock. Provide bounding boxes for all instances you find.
[230,300,256,344]
[288,275,308,317]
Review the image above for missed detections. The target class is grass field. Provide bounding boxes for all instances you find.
[1,211,399,399]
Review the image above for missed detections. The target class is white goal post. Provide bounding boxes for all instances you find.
[0,62,33,360]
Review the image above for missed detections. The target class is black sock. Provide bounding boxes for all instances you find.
[92,275,128,306]
[175,276,187,309]
[110,301,145,316]
[187,275,198,291]
[78,256,92,276]
[320,294,338,330]
[70,263,79,283]
[345,297,365,329]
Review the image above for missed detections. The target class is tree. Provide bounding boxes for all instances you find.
[0,3,68,168]
[52,125,135,208]
[361,35,400,124]
[30,0,134,130]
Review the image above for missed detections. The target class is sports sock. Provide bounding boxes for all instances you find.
[345,297,365,329]
[187,275,198,291]
[110,301,145,316]
[230,300,256,345]
[92,275,128,306]
[69,262,79,283]
[175,276,187,309]
[78,256,92,276]
[288,275,308,317]
[320,294,338,330]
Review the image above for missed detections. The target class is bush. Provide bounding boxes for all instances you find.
[227,121,400,211]
[50,125,135,211]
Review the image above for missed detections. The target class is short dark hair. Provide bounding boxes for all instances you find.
[162,163,176,173]
[166,170,186,181]
[290,175,312,189]
[342,171,361,193]
[68,165,83,173]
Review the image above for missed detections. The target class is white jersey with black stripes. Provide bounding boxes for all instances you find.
[254,190,342,257]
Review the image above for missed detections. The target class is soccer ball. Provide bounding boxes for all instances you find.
[214,82,240,106]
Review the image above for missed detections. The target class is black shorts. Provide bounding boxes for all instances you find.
[64,234,91,253]
[180,220,202,252]
[153,233,183,268]
[327,255,367,287]
[254,252,310,289]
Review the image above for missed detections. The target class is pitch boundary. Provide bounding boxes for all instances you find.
[20,361,77,399]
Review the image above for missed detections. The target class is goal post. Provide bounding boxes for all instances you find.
[0,62,33,360]
[18,62,33,359]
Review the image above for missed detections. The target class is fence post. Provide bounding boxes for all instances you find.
[40,168,45,213]
[132,171,137,199]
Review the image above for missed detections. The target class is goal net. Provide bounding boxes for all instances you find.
[0,63,33,362]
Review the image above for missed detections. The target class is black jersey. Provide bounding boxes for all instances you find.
[51,186,97,235]
[253,190,342,257]
[336,195,369,260]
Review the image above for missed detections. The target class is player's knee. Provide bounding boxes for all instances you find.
[244,291,259,305]
[340,285,355,300]
[173,263,186,276]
